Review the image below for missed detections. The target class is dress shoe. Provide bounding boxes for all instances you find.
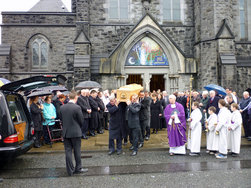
[129,145,134,150]
[108,151,115,155]
[131,151,137,156]
[138,143,144,148]
[117,150,122,155]
[74,168,88,174]
[145,136,149,141]
[34,144,41,148]
[105,127,108,130]
[90,133,95,137]
[82,135,89,139]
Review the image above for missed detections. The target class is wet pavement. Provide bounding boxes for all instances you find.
[1,148,251,187]
[1,128,251,187]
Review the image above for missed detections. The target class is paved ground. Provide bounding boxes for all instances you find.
[28,128,251,152]
[1,129,251,187]
[1,147,251,187]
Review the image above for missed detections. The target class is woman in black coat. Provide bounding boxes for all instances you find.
[106,97,122,155]
[150,94,163,134]
[29,96,44,148]
[157,93,166,130]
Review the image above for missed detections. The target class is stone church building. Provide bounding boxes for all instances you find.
[0,0,251,94]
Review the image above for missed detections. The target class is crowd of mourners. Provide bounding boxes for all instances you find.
[28,87,251,158]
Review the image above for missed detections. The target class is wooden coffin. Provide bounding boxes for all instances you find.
[117,84,143,102]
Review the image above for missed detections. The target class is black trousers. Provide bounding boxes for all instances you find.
[242,113,249,137]
[34,130,43,147]
[139,119,148,143]
[145,118,151,137]
[130,128,140,152]
[103,112,109,129]
[63,137,82,176]
[81,118,89,136]
[109,138,122,152]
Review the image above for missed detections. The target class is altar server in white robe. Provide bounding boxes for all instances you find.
[228,103,242,157]
[205,106,218,154]
[187,102,202,156]
[215,99,232,159]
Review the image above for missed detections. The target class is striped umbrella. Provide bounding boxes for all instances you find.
[0,78,10,87]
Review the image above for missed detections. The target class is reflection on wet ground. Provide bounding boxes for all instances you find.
[1,160,251,179]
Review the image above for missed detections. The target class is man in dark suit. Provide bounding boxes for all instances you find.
[139,91,151,144]
[96,92,105,134]
[60,92,88,176]
[89,90,100,136]
[127,94,141,156]
[77,89,92,139]
[205,90,220,114]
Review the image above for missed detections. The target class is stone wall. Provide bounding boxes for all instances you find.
[1,26,76,81]
[2,13,76,25]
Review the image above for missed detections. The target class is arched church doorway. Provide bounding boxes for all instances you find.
[150,74,165,92]
[126,74,143,85]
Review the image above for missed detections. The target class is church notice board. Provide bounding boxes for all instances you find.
[117,84,143,102]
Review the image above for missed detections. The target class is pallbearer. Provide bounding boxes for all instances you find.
[228,103,242,157]
[106,96,123,155]
[187,102,202,156]
[164,95,187,156]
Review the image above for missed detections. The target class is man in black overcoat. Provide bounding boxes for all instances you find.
[205,90,220,114]
[106,97,123,155]
[76,89,92,139]
[96,92,105,134]
[60,92,88,176]
[88,90,100,136]
[127,94,141,156]
[139,91,151,145]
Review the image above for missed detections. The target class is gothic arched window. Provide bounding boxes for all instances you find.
[31,37,49,69]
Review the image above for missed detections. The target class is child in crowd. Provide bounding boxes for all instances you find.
[215,99,231,159]
[228,103,242,157]
[187,102,202,156]
[205,106,218,154]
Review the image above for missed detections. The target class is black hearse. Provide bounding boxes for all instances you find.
[0,75,66,161]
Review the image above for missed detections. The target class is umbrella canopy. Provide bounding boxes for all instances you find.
[36,85,68,92]
[204,84,227,96]
[0,78,10,87]
[75,81,101,89]
[27,90,52,98]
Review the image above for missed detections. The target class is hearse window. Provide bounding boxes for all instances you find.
[0,92,14,138]
[6,94,28,142]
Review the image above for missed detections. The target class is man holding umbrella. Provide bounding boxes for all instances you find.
[205,90,220,114]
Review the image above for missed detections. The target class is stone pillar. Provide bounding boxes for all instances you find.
[144,73,152,92]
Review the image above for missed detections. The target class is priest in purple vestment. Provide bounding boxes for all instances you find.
[164,94,187,155]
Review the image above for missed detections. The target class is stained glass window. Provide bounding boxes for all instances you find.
[32,37,49,69]
[125,37,169,66]
[32,42,39,66]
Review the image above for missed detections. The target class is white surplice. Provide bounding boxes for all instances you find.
[228,110,242,154]
[216,107,232,155]
[187,108,202,153]
[206,113,218,151]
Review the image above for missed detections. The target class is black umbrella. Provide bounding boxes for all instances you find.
[38,86,68,92]
[27,90,52,98]
[75,81,101,89]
